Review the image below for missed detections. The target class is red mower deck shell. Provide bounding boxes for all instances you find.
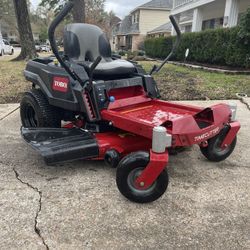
[101,96,232,147]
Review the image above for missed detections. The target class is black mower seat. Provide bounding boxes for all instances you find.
[64,23,136,77]
[78,59,136,77]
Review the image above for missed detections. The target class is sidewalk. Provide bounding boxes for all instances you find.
[0,100,249,249]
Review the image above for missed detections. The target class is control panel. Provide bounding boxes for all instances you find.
[94,76,144,109]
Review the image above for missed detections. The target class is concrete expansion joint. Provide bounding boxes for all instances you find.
[0,106,20,121]
[13,168,49,250]
[240,98,250,111]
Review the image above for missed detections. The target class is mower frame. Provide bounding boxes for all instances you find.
[20,1,241,203]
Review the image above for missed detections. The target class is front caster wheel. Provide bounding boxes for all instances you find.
[200,126,237,162]
[116,151,169,203]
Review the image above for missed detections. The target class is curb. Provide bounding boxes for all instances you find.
[144,57,250,75]
[169,61,250,75]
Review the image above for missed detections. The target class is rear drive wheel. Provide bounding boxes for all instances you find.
[116,151,169,203]
[10,49,14,55]
[20,89,62,127]
[0,50,4,56]
[200,126,237,162]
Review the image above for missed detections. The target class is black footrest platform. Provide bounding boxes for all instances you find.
[21,127,99,164]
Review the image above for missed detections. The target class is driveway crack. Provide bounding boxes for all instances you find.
[13,168,49,250]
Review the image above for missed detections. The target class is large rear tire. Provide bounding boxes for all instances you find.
[116,151,169,203]
[20,89,62,128]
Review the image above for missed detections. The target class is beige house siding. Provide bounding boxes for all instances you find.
[139,9,171,35]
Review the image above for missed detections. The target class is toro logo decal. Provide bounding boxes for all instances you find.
[52,77,69,93]
[194,127,220,142]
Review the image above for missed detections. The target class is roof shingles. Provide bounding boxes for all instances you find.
[139,0,173,9]
[116,15,140,35]
[148,22,172,34]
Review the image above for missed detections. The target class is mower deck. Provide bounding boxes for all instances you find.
[101,99,235,147]
[103,100,203,135]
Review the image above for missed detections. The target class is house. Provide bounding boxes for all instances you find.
[0,21,45,43]
[31,23,42,42]
[0,20,18,42]
[111,0,173,51]
[147,22,172,37]
[171,0,250,34]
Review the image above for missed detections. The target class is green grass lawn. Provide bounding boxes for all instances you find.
[0,60,29,103]
[0,59,249,103]
[139,61,250,100]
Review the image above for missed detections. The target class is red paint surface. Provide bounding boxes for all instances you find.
[135,150,169,189]
[221,121,241,148]
[102,98,233,147]
[95,132,151,158]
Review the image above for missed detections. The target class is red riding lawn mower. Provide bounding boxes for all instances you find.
[20,1,240,203]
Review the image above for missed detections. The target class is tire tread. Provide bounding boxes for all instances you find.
[20,88,61,127]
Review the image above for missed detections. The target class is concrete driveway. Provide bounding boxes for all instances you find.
[0,100,249,250]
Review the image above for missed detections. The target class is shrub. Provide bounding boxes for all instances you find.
[145,37,172,59]
[126,50,145,60]
[137,50,145,56]
[118,50,126,56]
[144,10,250,68]
[238,7,250,43]
[138,41,145,51]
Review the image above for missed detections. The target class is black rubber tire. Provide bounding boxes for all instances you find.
[104,149,120,168]
[10,49,14,55]
[116,151,169,203]
[0,50,3,56]
[20,88,62,128]
[200,126,237,162]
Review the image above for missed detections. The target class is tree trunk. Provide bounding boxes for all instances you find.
[72,0,85,23]
[12,0,37,60]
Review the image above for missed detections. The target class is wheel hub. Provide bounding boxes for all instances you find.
[127,167,157,194]
[24,104,38,127]
[214,137,231,155]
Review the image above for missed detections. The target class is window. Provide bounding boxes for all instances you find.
[238,13,244,24]
[3,40,9,45]
[202,19,215,30]
[185,25,192,33]
[136,12,140,23]
[132,12,139,24]
[202,17,224,30]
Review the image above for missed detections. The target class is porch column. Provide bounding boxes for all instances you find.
[223,0,239,28]
[171,14,180,36]
[192,8,203,32]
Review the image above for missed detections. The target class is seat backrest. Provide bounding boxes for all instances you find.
[64,23,112,62]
